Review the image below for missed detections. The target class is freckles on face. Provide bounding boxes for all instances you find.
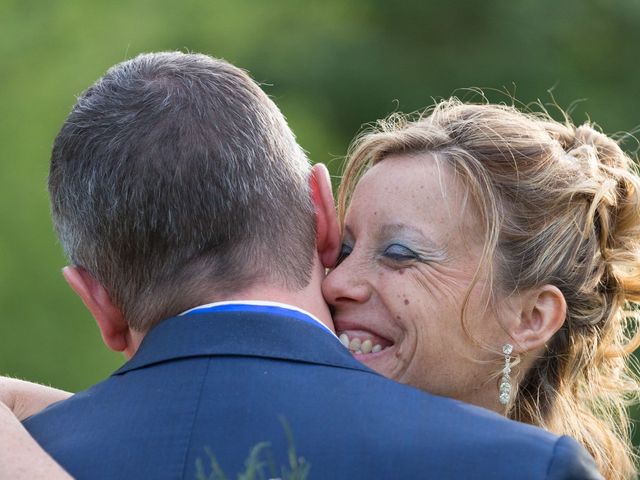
[324,153,502,404]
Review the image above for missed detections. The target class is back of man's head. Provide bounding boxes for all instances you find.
[49,52,316,331]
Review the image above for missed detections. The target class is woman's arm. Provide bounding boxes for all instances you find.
[0,376,72,420]
[0,401,73,479]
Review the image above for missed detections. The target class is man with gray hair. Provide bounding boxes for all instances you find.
[19,52,600,479]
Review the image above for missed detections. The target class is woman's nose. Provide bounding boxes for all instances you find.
[322,258,371,306]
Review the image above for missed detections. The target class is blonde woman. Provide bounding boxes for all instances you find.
[324,99,640,479]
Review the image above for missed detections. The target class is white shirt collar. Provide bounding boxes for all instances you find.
[179,300,337,338]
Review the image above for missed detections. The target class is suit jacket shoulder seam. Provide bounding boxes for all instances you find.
[545,435,564,480]
[179,357,212,480]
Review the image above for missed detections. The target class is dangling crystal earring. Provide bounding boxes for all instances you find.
[499,344,513,406]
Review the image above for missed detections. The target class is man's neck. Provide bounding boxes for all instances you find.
[197,287,336,334]
[126,260,334,359]
[124,288,333,360]
[206,258,335,333]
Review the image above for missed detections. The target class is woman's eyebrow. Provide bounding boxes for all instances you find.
[379,223,427,240]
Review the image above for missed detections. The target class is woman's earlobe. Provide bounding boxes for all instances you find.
[512,285,567,352]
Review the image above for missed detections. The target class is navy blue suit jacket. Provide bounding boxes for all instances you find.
[25,310,602,479]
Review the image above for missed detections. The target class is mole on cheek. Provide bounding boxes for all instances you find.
[404,299,410,305]
[398,270,404,275]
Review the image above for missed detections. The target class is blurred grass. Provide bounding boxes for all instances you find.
[196,417,310,480]
[1,0,638,447]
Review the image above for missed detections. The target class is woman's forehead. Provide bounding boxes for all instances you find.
[347,153,483,240]
[353,155,462,214]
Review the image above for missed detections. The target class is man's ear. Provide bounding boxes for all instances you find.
[509,285,567,353]
[62,266,130,353]
[309,163,340,268]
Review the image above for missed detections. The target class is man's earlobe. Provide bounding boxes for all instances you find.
[62,266,130,353]
[309,163,341,268]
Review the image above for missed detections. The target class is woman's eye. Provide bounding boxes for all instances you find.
[383,243,418,261]
[336,243,353,265]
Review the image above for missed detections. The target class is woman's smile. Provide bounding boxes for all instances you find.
[324,153,507,404]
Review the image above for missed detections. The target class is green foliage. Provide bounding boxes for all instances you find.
[195,418,310,480]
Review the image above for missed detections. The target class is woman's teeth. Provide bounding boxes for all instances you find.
[339,333,384,354]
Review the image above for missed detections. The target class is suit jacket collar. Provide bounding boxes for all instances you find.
[114,310,376,376]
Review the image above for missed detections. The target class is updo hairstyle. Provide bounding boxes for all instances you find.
[339,99,640,480]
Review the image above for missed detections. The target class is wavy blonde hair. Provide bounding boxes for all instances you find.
[339,98,640,480]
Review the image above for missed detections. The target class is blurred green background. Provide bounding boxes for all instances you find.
[1,0,639,448]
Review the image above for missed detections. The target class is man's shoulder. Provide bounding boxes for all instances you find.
[23,311,602,480]
[368,379,602,478]
[24,354,601,479]
[322,368,552,447]
[188,354,596,478]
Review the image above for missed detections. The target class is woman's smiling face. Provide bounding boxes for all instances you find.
[323,153,510,407]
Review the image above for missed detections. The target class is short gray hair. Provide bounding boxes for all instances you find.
[49,52,316,330]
